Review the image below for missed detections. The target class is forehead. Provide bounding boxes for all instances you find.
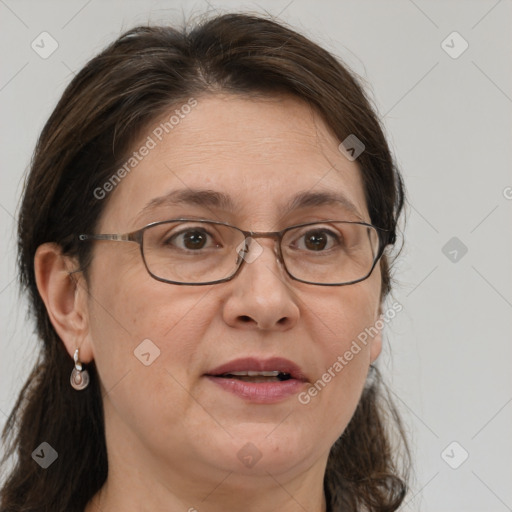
[100,94,369,230]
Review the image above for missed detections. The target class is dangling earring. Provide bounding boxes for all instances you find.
[70,348,90,390]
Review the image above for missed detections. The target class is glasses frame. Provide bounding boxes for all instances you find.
[78,218,394,286]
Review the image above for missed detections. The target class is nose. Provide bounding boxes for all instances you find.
[221,238,300,331]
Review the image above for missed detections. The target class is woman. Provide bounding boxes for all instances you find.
[1,13,408,512]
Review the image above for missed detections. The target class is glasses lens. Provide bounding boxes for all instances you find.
[282,222,381,284]
[140,220,381,285]
[142,221,245,284]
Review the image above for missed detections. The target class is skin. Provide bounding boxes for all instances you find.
[35,94,383,512]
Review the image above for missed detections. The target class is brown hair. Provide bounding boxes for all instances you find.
[1,13,408,512]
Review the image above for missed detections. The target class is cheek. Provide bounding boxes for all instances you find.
[299,281,379,435]
[85,266,225,455]
[85,255,215,408]
[308,278,379,361]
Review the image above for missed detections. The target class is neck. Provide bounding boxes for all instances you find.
[87,472,328,512]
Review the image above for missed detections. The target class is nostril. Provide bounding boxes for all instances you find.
[239,315,252,323]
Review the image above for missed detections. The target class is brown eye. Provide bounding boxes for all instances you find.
[181,230,208,250]
[165,228,215,251]
[295,229,340,252]
[304,232,328,251]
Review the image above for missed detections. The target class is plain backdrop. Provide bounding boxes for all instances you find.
[1,1,511,510]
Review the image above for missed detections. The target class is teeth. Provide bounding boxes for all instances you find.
[226,370,281,377]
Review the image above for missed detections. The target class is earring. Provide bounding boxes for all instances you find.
[70,348,90,390]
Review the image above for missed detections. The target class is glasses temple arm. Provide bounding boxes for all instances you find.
[78,233,134,242]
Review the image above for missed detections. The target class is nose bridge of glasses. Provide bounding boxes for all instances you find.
[248,231,280,243]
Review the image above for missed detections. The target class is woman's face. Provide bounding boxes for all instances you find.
[82,94,382,491]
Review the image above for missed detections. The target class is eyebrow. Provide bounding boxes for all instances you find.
[135,188,362,222]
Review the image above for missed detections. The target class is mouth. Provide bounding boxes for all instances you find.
[206,357,308,382]
[215,370,293,383]
[204,357,308,404]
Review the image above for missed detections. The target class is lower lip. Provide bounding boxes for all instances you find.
[205,376,306,404]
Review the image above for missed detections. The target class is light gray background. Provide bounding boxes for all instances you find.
[1,1,511,510]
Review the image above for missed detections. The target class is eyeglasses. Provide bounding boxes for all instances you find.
[78,218,393,286]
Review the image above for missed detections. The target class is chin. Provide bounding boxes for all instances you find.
[206,429,321,479]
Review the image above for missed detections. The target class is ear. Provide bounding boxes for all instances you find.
[369,305,383,364]
[34,243,94,363]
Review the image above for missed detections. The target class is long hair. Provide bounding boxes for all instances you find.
[1,13,408,512]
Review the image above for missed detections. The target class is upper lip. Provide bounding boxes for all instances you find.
[206,357,308,382]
